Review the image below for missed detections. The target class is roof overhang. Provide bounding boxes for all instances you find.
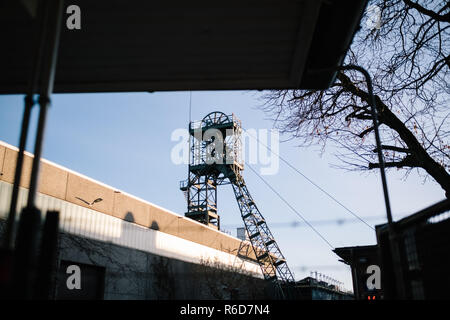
[333,245,379,265]
[0,0,367,93]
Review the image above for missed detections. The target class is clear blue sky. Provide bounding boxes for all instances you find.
[0,91,444,291]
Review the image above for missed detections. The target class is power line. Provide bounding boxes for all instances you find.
[222,215,384,229]
[293,265,351,271]
[244,129,375,231]
[246,162,335,250]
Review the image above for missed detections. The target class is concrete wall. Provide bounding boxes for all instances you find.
[0,214,266,300]
[0,140,267,299]
[54,232,267,300]
[0,140,255,260]
[0,180,260,276]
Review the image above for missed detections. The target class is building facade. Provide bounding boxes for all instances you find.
[0,141,267,299]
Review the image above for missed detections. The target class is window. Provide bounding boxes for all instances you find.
[55,260,105,300]
[404,230,420,271]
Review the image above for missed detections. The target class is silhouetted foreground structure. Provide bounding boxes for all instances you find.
[335,199,450,300]
[0,0,366,92]
[334,245,381,300]
[0,0,367,299]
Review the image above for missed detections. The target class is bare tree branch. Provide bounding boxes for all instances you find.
[403,0,450,23]
[260,0,450,197]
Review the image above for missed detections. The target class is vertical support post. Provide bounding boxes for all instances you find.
[3,0,64,249]
[339,65,405,299]
[3,0,52,249]
[34,210,59,299]
[339,65,393,223]
[27,0,64,209]
[12,206,41,299]
[8,0,64,299]
[26,97,49,208]
[3,97,34,249]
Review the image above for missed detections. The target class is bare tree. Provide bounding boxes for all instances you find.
[150,256,176,299]
[196,257,265,299]
[261,0,450,197]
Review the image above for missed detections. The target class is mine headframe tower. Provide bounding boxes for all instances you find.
[180,111,295,286]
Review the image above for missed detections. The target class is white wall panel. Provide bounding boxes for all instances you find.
[0,181,262,277]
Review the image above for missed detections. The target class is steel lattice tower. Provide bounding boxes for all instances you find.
[180,112,294,285]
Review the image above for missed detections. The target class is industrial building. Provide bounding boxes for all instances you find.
[335,200,450,300]
[0,139,354,299]
[0,140,268,299]
[295,277,353,300]
[333,245,381,300]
